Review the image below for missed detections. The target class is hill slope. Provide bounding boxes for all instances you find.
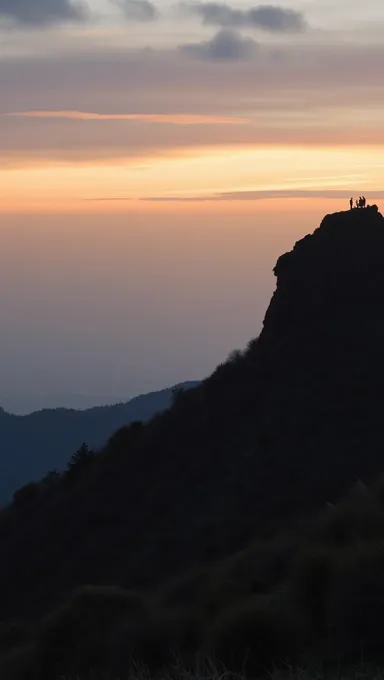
[0,381,198,504]
[1,206,384,655]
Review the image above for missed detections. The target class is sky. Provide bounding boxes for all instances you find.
[1,0,384,412]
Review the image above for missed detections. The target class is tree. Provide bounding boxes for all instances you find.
[67,443,94,476]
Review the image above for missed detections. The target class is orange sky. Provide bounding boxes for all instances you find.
[2,144,384,213]
[2,0,384,407]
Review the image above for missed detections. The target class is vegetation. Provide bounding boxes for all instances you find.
[0,381,198,504]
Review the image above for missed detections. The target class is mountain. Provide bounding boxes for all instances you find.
[0,393,139,415]
[1,206,384,677]
[0,381,199,504]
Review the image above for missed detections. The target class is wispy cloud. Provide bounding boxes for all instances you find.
[86,197,133,201]
[141,190,384,202]
[5,111,251,125]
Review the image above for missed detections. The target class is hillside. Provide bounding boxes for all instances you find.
[2,206,384,678]
[0,381,198,504]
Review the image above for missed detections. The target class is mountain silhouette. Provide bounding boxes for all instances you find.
[1,206,384,676]
[0,382,198,504]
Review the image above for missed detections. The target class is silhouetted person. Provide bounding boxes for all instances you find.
[350,197,353,210]
[363,196,367,208]
[356,199,359,208]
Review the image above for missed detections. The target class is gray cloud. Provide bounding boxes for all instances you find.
[188,3,306,32]
[113,0,158,21]
[1,42,384,165]
[0,0,87,25]
[180,29,258,60]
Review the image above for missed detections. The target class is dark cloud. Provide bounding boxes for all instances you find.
[180,29,258,60]
[188,3,306,32]
[0,0,87,25]
[113,0,158,21]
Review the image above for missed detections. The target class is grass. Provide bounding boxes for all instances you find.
[58,660,384,680]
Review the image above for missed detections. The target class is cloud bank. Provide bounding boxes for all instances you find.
[2,41,384,164]
[188,3,306,32]
[0,0,87,25]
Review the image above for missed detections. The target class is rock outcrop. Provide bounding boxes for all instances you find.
[263,205,384,342]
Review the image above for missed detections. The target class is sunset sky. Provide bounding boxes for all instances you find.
[1,0,384,410]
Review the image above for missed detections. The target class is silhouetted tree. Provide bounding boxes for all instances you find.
[67,443,94,475]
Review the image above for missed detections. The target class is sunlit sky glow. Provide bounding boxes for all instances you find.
[1,0,384,410]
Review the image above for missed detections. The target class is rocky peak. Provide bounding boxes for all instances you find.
[260,205,384,344]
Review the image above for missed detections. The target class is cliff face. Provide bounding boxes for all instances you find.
[256,205,384,414]
[262,205,384,342]
[250,205,384,507]
[1,207,384,623]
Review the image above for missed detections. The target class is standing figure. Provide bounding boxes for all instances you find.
[350,197,354,210]
[356,199,360,208]
[363,196,367,208]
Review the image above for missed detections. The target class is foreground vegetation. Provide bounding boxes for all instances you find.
[56,664,384,680]
[3,476,384,679]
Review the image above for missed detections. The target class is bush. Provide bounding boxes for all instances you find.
[328,541,384,659]
[27,585,203,679]
[30,585,147,678]
[290,543,338,636]
[111,607,203,672]
[207,595,303,673]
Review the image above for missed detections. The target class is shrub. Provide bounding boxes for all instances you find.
[207,595,303,673]
[31,585,147,678]
[328,541,384,660]
[290,543,338,636]
[112,607,203,673]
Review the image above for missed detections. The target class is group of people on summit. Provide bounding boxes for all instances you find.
[350,196,367,210]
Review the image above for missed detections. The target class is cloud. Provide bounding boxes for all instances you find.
[0,0,87,25]
[187,3,306,32]
[6,110,251,124]
[2,42,384,165]
[141,190,384,202]
[181,29,258,60]
[113,0,157,21]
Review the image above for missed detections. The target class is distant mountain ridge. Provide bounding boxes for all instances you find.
[0,381,199,504]
[0,392,149,415]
